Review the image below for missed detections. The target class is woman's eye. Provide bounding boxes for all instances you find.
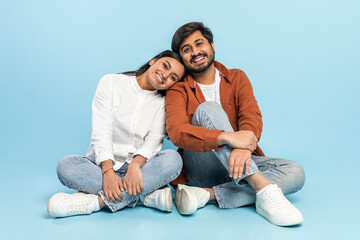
[171,76,175,81]
[163,63,168,69]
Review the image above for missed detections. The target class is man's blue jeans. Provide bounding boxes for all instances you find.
[182,101,305,209]
[56,149,182,212]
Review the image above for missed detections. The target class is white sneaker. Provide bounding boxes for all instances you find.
[175,184,210,215]
[143,187,173,212]
[256,184,304,226]
[47,192,99,217]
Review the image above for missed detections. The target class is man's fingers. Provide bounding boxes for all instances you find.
[245,159,250,175]
[228,157,234,177]
[238,160,245,179]
[233,160,240,179]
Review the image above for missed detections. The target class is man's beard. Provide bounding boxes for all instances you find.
[188,50,215,74]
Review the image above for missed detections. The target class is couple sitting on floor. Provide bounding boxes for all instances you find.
[47,22,305,227]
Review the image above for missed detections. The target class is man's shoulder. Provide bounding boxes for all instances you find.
[214,61,247,81]
[168,80,188,92]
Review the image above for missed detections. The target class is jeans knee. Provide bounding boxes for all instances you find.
[159,149,183,176]
[287,161,306,193]
[295,162,306,190]
[193,101,231,130]
[56,155,78,185]
[194,101,223,118]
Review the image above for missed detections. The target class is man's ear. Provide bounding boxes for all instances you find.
[211,42,215,52]
[149,58,157,66]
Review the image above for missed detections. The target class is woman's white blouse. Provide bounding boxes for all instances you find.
[86,74,166,171]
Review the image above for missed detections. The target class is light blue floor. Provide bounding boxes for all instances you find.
[1,137,358,240]
[1,0,359,239]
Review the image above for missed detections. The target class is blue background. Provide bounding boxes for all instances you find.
[1,0,359,239]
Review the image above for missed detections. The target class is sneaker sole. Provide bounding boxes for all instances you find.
[162,187,173,212]
[256,205,304,226]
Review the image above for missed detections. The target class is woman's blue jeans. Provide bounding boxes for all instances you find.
[182,101,306,209]
[56,149,182,212]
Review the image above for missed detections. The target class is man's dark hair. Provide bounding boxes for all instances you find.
[171,22,213,54]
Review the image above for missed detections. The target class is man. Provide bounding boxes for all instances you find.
[166,22,305,226]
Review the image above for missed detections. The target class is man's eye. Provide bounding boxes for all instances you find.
[197,42,202,46]
[183,48,189,53]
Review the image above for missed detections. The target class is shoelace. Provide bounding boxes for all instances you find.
[264,187,292,208]
[69,198,93,214]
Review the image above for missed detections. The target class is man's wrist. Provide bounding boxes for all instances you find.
[217,132,229,146]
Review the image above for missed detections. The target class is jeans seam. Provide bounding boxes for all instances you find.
[213,186,225,208]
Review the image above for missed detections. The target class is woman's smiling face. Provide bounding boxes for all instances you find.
[146,57,185,90]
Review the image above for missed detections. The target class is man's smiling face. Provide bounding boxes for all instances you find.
[179,30,215,73]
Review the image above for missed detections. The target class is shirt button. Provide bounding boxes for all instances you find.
[212,149,215,152]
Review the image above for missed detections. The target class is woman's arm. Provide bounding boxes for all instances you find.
[123,103,166,196]
[91,75,123,202]
[91,75,115,166]
[101,160,124,202]
[131,104,166,160]
[123,155,146,196]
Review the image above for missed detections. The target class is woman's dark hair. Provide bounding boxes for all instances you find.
[171,22,213,54]
[121,50,186,96]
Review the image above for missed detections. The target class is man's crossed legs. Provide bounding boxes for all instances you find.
[175,101,305,226]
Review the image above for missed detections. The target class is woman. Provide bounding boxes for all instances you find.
[47,50,186,217]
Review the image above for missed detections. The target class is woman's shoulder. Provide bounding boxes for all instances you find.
[101,73,134,81]
[98,73,135,87]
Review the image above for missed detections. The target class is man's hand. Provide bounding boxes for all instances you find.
[218,130,258,152]
[103,169,125,202]
[123,161,144,196]
[228,149,252,179]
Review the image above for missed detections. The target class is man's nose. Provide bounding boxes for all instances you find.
[191,48,200,56]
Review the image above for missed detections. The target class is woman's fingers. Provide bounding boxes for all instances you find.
[136,185,141,195]
[118,179,124,192]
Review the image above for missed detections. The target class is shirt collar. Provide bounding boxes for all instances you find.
[130,75,157,95]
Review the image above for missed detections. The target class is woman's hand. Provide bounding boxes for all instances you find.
[101,160,124,202]
[123,161,144,196]
[123,155,146,196]
[103,170,125,202]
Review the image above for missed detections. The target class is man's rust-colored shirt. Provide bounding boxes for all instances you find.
[166,61,265,184]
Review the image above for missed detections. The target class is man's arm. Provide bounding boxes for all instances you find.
[166,85,223,152]
[235,71,263,141]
